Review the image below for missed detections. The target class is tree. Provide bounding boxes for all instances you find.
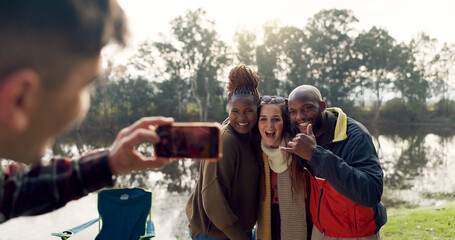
[152,41,190,120]
[304,9,360,107]
[353,27,399,122]
[154,8,230,121]
[125,77,156,122]
[84,59,129,130]
[256,20,281,95]
[84,60,113,130]
[234,29,257,66]
[430,43,455,111]
[277,26,310,95]
[409,33,441,98]
[393,42,428,121]
[127,40,156,78]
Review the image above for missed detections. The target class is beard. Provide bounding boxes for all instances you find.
[292,110,325,136]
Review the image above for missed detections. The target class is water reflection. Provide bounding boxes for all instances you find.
[371,125,455,207]
[1,126,455,239]
[50,125,455,204]
[52,126,455,205]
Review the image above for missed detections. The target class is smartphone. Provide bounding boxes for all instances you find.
[154,122,223,161]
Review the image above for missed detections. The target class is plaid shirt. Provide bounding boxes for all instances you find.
[0,150,115,223]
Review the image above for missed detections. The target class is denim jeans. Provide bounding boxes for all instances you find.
[189,229,254,240]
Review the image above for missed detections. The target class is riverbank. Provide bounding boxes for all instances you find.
[381,202,455,239]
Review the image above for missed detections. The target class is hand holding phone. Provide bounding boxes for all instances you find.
[154,122,223,161]
[108,116,174,175]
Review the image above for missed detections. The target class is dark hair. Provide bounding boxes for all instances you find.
[258,101,307,199]
[227,64,260,104]
[0,0,127,89]
[227,64,262,178]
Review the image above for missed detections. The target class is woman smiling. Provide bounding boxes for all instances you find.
[186,64,261,240]
[256,96,311,240]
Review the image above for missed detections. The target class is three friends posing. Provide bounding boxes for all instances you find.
[187,65,386,240]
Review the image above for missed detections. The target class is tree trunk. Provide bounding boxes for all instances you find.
[190,74,204,121]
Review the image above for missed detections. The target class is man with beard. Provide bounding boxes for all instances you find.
[281,85,387,240]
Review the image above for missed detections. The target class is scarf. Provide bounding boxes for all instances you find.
[261,139,290,173]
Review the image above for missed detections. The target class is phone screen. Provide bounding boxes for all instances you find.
[154,124,221,160]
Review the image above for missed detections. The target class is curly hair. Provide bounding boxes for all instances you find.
[227,64,260,104]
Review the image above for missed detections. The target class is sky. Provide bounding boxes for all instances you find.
[112,0,455,60]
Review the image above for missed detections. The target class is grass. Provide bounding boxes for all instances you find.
[179,202,455,240]
[381,203,455,239]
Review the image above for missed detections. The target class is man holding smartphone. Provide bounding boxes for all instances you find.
[0,0,173,223]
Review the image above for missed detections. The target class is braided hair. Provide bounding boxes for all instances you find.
[226,64,263,188]
[227,64,260,104]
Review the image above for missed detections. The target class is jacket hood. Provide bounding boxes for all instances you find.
[326,107,347,142]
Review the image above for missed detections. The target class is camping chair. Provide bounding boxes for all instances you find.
[51,187,155,240]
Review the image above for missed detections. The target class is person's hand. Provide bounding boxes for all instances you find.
[108,116,174,175]
[280,123,317,161]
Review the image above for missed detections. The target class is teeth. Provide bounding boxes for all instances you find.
[265,131,275,137]
[238,122,248,126]
[299,122,310,127]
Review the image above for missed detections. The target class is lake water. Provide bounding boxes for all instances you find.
[1,125,454,239]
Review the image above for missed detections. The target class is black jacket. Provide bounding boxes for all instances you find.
[299,108,387,238]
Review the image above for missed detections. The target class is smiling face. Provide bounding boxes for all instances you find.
[228,94,258,134]
[258,104,284,148]
[288,90,326,137]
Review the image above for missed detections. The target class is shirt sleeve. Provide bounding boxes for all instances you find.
[308,132,383,207]
[0,149,114,223]
[200,131,248,240]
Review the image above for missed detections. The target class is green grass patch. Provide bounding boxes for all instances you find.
[382,203,455,239]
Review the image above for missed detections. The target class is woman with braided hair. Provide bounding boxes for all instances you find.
[186,64,262,240]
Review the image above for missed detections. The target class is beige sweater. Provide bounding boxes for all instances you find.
[257,152,307,240]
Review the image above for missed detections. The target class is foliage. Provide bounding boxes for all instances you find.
[353,27,402,122]
[79,7,455,130]
[432,99,455,117]
[277,25,309,95]
[83,75,157,130]
[154,8,230,122]
[338,103,370,123]
[255,20,281,95]
[234,29,256,66]
[380,98,410,122]
[304,9,360,107]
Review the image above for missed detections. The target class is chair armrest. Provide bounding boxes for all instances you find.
[51,218,100,239]
[139,220,155,239]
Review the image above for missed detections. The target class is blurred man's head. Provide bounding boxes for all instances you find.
[0,0,127,163]
[287,85,326,137]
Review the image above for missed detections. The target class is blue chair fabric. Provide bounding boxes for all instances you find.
[51,188,155,240]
